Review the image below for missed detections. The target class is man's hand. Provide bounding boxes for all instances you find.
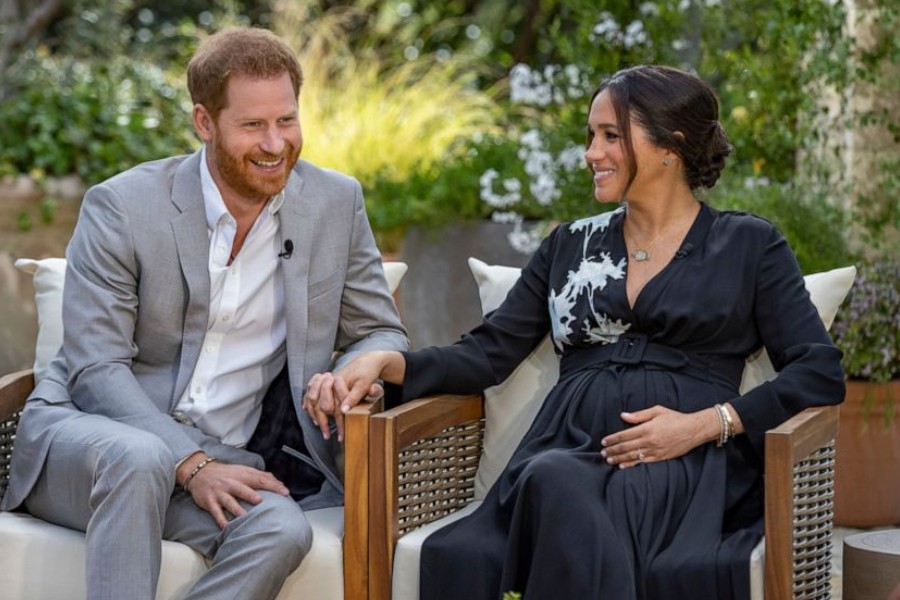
[302,371,384,442]
[179,455,289,529]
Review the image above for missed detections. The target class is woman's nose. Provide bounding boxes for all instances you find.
[585,140,603,165]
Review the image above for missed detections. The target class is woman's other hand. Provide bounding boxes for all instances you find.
[599,405,723,468]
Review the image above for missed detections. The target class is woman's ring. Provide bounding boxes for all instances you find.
[637,448,646,463]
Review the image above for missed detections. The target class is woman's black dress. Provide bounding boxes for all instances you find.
[399,204,845,600]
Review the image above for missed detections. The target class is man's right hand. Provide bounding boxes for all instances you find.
[177,453,289,529]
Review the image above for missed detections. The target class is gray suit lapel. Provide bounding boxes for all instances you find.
[279,168,344,494]
[279,169,310,396]
[170,151,211,407]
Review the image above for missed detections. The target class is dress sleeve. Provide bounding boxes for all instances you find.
[728,225,845,455]
[400,230,557,401]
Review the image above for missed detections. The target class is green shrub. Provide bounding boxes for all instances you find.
[710,174,854,274]
[832,259,900,384]
[0,50,196,185]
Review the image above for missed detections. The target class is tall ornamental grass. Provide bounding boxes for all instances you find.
[274,4,501,187]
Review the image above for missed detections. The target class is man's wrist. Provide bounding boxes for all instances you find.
[176,451,207,487]
[182,456,217,491]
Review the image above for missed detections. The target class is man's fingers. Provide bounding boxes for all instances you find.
[305,374,323,402]
[312,405,332,440]
[253,473,289,496]
[207,500,230,530]
[317,373,336,413]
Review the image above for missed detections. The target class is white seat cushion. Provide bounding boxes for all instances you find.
[392,503,482,600]
[386,258,855,600]
[0,507,344,600]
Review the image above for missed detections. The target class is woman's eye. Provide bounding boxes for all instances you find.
[604,132,620,142]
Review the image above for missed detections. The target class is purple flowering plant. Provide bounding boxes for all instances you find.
[831,259,900,384]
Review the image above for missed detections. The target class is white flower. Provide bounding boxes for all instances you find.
[558,145,586,172]
[509,63,555,107]
[480,169,522,208]
[623,20,648,49]
[639,2,660,16]
[502,178,522,193]
[506,219,545,255]
[520,129,543,149]
[491,211,519,224]
[592,12,620,42]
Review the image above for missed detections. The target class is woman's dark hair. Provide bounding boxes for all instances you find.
[587,65,732,194]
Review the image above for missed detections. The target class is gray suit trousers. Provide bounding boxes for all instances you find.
[24,406,313,600]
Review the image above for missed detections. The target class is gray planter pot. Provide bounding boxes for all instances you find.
[398,221,532,350]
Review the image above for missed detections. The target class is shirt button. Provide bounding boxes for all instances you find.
[222,315,231,322]
[194,385,202,394]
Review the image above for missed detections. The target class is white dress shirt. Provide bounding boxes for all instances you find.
[174,146,288,447]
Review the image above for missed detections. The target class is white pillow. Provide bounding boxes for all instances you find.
[15,257,409,383]
[738,266,856,393]
[467,257,856,498]
[382,261,408,296]
[14,258,67,382]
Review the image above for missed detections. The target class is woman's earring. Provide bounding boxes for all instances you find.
[663,158,672,167]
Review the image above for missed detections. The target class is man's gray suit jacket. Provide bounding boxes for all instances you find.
[1,150,408,512]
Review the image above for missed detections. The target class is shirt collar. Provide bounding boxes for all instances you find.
[199,145,286,232]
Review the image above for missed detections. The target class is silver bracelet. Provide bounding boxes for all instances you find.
[183,456,217,491]
[714,404,734,447]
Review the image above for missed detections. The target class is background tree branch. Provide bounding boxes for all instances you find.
[0,0,64,98]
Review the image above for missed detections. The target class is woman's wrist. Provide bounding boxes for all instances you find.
[380,350,407,384]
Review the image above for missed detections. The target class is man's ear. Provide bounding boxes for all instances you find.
[192,105,214,142]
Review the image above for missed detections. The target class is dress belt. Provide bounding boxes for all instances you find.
[559,332,745,388]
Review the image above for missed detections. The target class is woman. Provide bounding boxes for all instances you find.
[326,65,845,599]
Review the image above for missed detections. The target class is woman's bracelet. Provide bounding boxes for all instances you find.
[714,404,735,447]
[183,456,217,491]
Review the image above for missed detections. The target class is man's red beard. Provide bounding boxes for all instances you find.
[213,133,300,202]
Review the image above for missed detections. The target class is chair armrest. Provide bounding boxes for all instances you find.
[0,369,35,505]
[343,396,384,599]
[0,369,33,422]
[368,393,484,599]
[764,404,839,600]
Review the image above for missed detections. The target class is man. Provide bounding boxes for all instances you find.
[0,27,407,599]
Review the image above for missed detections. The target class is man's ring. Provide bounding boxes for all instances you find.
[637,448,645,463]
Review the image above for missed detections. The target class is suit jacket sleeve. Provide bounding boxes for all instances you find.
[331,179,408,369]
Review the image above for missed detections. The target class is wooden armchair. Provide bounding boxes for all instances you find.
[0,368,377,600]
[366,392,839,600]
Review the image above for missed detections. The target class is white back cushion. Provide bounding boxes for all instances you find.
[15,258,408,383]
[468,257,856,498]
